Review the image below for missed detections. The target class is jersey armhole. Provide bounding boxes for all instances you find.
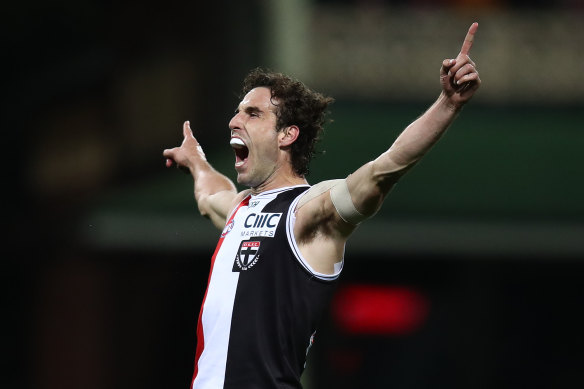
[285,193,344,281]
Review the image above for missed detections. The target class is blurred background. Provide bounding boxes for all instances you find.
[7,0,584,388]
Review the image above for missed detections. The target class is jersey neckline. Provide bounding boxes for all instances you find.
[250,184,310,198]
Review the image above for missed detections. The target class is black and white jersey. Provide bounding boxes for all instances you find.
[191,185,343,389]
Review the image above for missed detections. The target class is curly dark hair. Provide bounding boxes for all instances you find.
[240,67,334,177]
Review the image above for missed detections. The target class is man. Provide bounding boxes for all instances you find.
[163,23,481,389]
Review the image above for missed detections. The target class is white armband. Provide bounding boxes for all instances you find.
[329,179,366,225]
[296,179,367,225]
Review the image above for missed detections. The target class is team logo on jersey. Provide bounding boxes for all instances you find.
[233,240,261,271]
[221,218,235,237]
[248,200,261,208]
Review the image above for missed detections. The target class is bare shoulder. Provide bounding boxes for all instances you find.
[229,189,252,213]
[237,189,252,203]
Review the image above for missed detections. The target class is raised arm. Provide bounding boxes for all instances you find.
[347,22,481,219]
[163,121,239,229]
[294,23,481,275]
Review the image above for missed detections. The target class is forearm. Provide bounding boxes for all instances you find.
[190,162,237,204]
[323,23,480,233]
[379,92,459,172]
[347,93,461,217]
[188,160,238,224]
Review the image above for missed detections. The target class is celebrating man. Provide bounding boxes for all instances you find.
[163,23,481,389]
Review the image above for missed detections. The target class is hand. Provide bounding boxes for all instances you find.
[162,121,207,173]
[440,22,481,108]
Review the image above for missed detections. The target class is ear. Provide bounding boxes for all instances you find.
[278,125,300,147]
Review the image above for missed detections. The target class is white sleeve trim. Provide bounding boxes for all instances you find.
[285,193,344,281]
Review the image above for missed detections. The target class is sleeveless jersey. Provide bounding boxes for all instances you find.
[191,185,343,389]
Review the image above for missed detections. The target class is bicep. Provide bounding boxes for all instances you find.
[296,153,408,238]
[293,152,415,272]
[295,184,356,243]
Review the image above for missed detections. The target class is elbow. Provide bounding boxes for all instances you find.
[371,153,414,185]
[196,194,211,218]
[358,161,399,216]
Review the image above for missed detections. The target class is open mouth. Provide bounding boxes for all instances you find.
[230,137,249,167]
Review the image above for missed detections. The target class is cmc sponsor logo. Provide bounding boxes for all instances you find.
[240,212,282,238]
[243,213,282,229]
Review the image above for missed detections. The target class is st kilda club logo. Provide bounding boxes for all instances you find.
[233,240,261,271]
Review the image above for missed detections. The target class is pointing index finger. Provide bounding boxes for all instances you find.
[460,22,478,56]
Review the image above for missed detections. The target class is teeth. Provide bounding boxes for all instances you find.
[230,138,245,147]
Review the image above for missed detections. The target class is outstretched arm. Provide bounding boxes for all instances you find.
[294,23,481,275]
[347,22,481,219]
[163,121,239,229]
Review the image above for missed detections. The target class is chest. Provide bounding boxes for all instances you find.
[216,194,291,272]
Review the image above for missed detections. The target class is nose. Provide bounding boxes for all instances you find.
[229,112,242,131]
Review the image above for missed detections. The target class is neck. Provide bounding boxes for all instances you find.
[250,170,308,195]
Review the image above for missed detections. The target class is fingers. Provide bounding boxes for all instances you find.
[452,63,478,86]
[443,23,478,81]
[163,147,176,168]
[460,22,478,56]
[444,55,476,84]
[439,23,481,103]
[441,58,456,76]
[163,120,202,169]
[163,121,191,168]
[440,55,480,100]
[183,120,193,138]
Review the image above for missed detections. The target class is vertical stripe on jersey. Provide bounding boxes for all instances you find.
[191,196,250,389]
